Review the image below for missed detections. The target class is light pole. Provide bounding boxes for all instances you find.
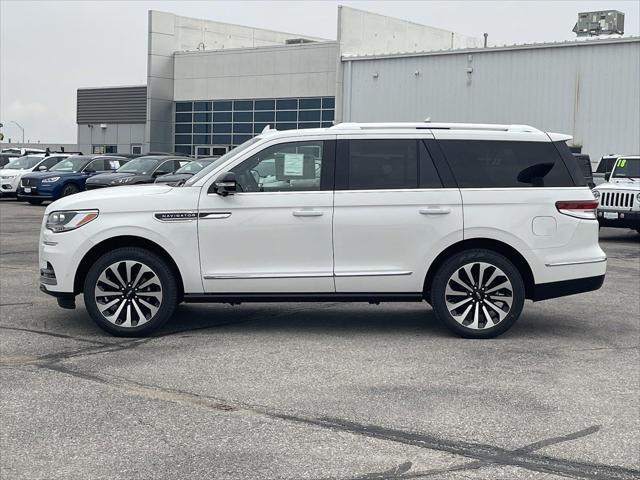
[10,121,24,144]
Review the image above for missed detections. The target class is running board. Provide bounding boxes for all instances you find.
[183,292,424,304]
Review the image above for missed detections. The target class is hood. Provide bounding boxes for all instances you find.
[154,173,192,184]
[45,184,174,213]
[593,181,640,192]
[86,172,149,184]
[22,170,78,181]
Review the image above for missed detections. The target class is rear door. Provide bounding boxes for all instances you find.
[333,134,463,293]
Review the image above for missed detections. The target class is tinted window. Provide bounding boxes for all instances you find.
[596,157,616,174]
[42,157,66,169]
[345,139,418,190]
[155,161,176,175]
[419,141,443,188]
[439,140,574,188]
[85,159,105,171]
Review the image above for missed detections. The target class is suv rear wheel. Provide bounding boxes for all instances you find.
[83,247,177,337]
[430,249,525,339]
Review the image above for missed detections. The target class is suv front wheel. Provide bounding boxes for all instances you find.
[83,247,178,337]
[430,249,525,339]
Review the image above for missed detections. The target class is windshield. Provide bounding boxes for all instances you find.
[50,158,88,173]
[117,157,162,174]
[3,155,42,170]
[175,160,213,175]
[612,158,640,179]
[185,137,263,186]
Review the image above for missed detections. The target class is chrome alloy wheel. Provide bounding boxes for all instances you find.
[94,260,162,328]
[444,262,513,330]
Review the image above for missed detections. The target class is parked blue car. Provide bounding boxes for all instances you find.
[17,155,129,205]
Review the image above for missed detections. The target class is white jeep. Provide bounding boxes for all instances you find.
[592,156,640,234]
[39,123,606,338]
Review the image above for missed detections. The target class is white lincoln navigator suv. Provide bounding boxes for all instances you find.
[39,123,606,338]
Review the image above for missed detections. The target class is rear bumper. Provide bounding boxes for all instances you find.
[597,209,640,229]
[532,274,605,301]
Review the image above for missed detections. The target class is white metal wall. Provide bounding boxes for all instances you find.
[344,38,640,162]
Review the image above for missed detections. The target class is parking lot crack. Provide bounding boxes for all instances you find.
[34,362,638,480]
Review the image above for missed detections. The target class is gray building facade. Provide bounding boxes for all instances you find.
[76,86,147,155]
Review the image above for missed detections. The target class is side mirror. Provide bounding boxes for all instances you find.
[212,172,238,196]
[38,165,47,171]
[604,172,611,181]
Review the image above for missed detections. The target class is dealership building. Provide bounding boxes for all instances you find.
[77,6,640,162]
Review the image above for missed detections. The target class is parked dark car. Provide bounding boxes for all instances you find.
[85,156,188,189]
[154,158,217,185]
[594,155,620,185]
[572,153,595,188]
[17,155,129,205]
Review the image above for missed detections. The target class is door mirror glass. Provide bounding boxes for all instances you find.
[604,172,611,181]
[212,172,238,196]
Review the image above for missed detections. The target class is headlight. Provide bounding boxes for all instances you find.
[42,177,60,183]
[1,175,16,180]
[592,190,600,199]
[113,177,135,184]
[637,192,640,202]
[46,210,99,233]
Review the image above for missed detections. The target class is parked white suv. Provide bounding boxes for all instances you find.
[0,154,70,197]
[592,156,640,233]
[39,123,606,338]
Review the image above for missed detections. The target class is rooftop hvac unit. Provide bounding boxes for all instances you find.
[573,10,624,36]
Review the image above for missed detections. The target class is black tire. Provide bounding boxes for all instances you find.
[61,183,79,197]
[430,249,525,339]
[28,199,43,205]
[83,247,178,337]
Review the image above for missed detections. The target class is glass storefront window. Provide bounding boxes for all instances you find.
[174,97,335,152]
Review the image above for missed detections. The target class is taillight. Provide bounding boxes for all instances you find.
[555,200,598,219]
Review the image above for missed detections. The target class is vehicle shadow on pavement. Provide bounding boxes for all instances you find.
[158,303,454,338]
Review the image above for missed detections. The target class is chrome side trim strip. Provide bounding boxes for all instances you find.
[199,212,232,219]
[204,272,334,280]
[545,257,607,267]
[335,270,413,277]
[203,270,413,280]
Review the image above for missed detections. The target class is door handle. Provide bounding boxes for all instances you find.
[419,206,451,215]
[292,209,324,217]
[199,212,231,219]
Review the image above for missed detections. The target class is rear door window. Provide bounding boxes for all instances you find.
[342,139,418,190]
[438,140,575,188]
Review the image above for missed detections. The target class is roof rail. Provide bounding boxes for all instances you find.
[330,122,541,133]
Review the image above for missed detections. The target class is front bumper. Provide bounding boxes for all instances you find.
[17,184,56,200]
[597,209,640,229]
[0,176,20,195]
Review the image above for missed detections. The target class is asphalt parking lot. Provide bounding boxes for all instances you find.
[0,198,638,480]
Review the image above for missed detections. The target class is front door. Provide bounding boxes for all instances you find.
[332,136,464,293]
[197,138,336,293]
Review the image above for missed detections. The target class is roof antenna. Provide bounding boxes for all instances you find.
[424,117,432,123]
